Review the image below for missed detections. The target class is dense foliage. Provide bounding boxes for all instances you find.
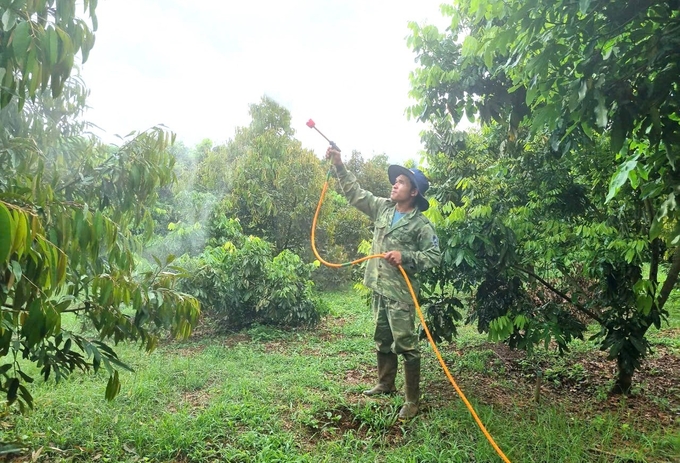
[146,98,388,328]
[408,0,679,392]
[0,1,199,410]
[0,0,97,108]
[180,218,325,330]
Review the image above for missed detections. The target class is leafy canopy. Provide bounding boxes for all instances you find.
[408,0,679,393]
[1,0,199,410]
[0,0,97,109]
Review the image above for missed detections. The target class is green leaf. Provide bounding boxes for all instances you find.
[11,211,27,258]
[18,384,33,409]
[610,113,627,153]
[0,203,12,263]
[483,46,494,69]
[526,86,538,107]
[56,252,67,285]
[649,217,663,240]
[105,370,121,400]
[55,27,74,63]
[27,52,40,97]
[636,294,653,315]
[606,158,637,203]
[10,260,22,283]
[6,378,19,404]
[461,36,479,57]
[578,79,587,102]
[99,279,113,305]
[16,369,34,384]
[22,300,45,348]
[624,247,635,263]
[629,336,646,354]
[1,8,16,30]
[47,27,59,66]
[579,0,591,15]
[581,121,593,139]
[11,21,31,65]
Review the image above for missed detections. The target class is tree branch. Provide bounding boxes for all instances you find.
[55,153,117,193]
[1,303,21,313]
[59,306,90,314]
[282,195,298,252]
[645,198,660,286]
[512,264,605,324]
[2,302,88,315]
[657,246,680,311]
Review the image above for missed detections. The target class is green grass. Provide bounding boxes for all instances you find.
[1,287,679,462]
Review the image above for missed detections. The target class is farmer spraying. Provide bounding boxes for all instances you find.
[325,145,441,420]
[311,121,511,461]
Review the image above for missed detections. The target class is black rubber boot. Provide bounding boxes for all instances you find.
[398,357,421,420]
[363,351,398,396]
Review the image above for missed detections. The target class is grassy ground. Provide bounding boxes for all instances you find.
[1,288,679,462]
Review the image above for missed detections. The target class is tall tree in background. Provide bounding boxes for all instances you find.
[344,150,392,200]
[408,0,679,392]
[217,96,327,256]
[0,0,199,410]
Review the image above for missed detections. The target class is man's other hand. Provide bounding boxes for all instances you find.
[384,251,403,267]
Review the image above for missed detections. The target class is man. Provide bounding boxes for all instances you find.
[325,146,441,420]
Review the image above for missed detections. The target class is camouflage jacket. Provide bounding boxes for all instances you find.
[334,164,441,303]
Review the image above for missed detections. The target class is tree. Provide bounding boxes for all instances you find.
[408,0,680,393]
[344,150,392,199]
[179,218,324,331]
[192,139,233,194]
[1,2,199,410]
[218,96,328,256]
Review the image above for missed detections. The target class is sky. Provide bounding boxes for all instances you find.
[78,0,450,164]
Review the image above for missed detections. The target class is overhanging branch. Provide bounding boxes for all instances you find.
[512,264,605,324]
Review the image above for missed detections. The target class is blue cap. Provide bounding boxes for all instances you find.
[387,165,430,211]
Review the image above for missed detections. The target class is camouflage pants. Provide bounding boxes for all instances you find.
[372,292,420,362]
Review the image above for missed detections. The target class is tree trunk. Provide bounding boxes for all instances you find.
[609,247,680,396]
[612,357,633,395]
[657,246,680,311]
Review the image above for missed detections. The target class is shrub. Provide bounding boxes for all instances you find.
[263,250,328,325]
[181,235,323,330]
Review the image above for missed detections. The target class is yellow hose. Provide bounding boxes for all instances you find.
[312,177,512,463]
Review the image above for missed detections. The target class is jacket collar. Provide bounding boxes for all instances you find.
[388,205,418,233]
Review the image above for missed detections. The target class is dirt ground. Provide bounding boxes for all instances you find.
[427,340,680,431]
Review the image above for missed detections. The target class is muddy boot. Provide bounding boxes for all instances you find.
[363,351,398,396]
[398,357,421,420]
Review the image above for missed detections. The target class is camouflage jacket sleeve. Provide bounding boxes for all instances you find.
[333,163,389,221]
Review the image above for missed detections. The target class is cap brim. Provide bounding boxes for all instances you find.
[388,165,415,185]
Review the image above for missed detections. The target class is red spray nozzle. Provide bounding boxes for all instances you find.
[306,118,340,151]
